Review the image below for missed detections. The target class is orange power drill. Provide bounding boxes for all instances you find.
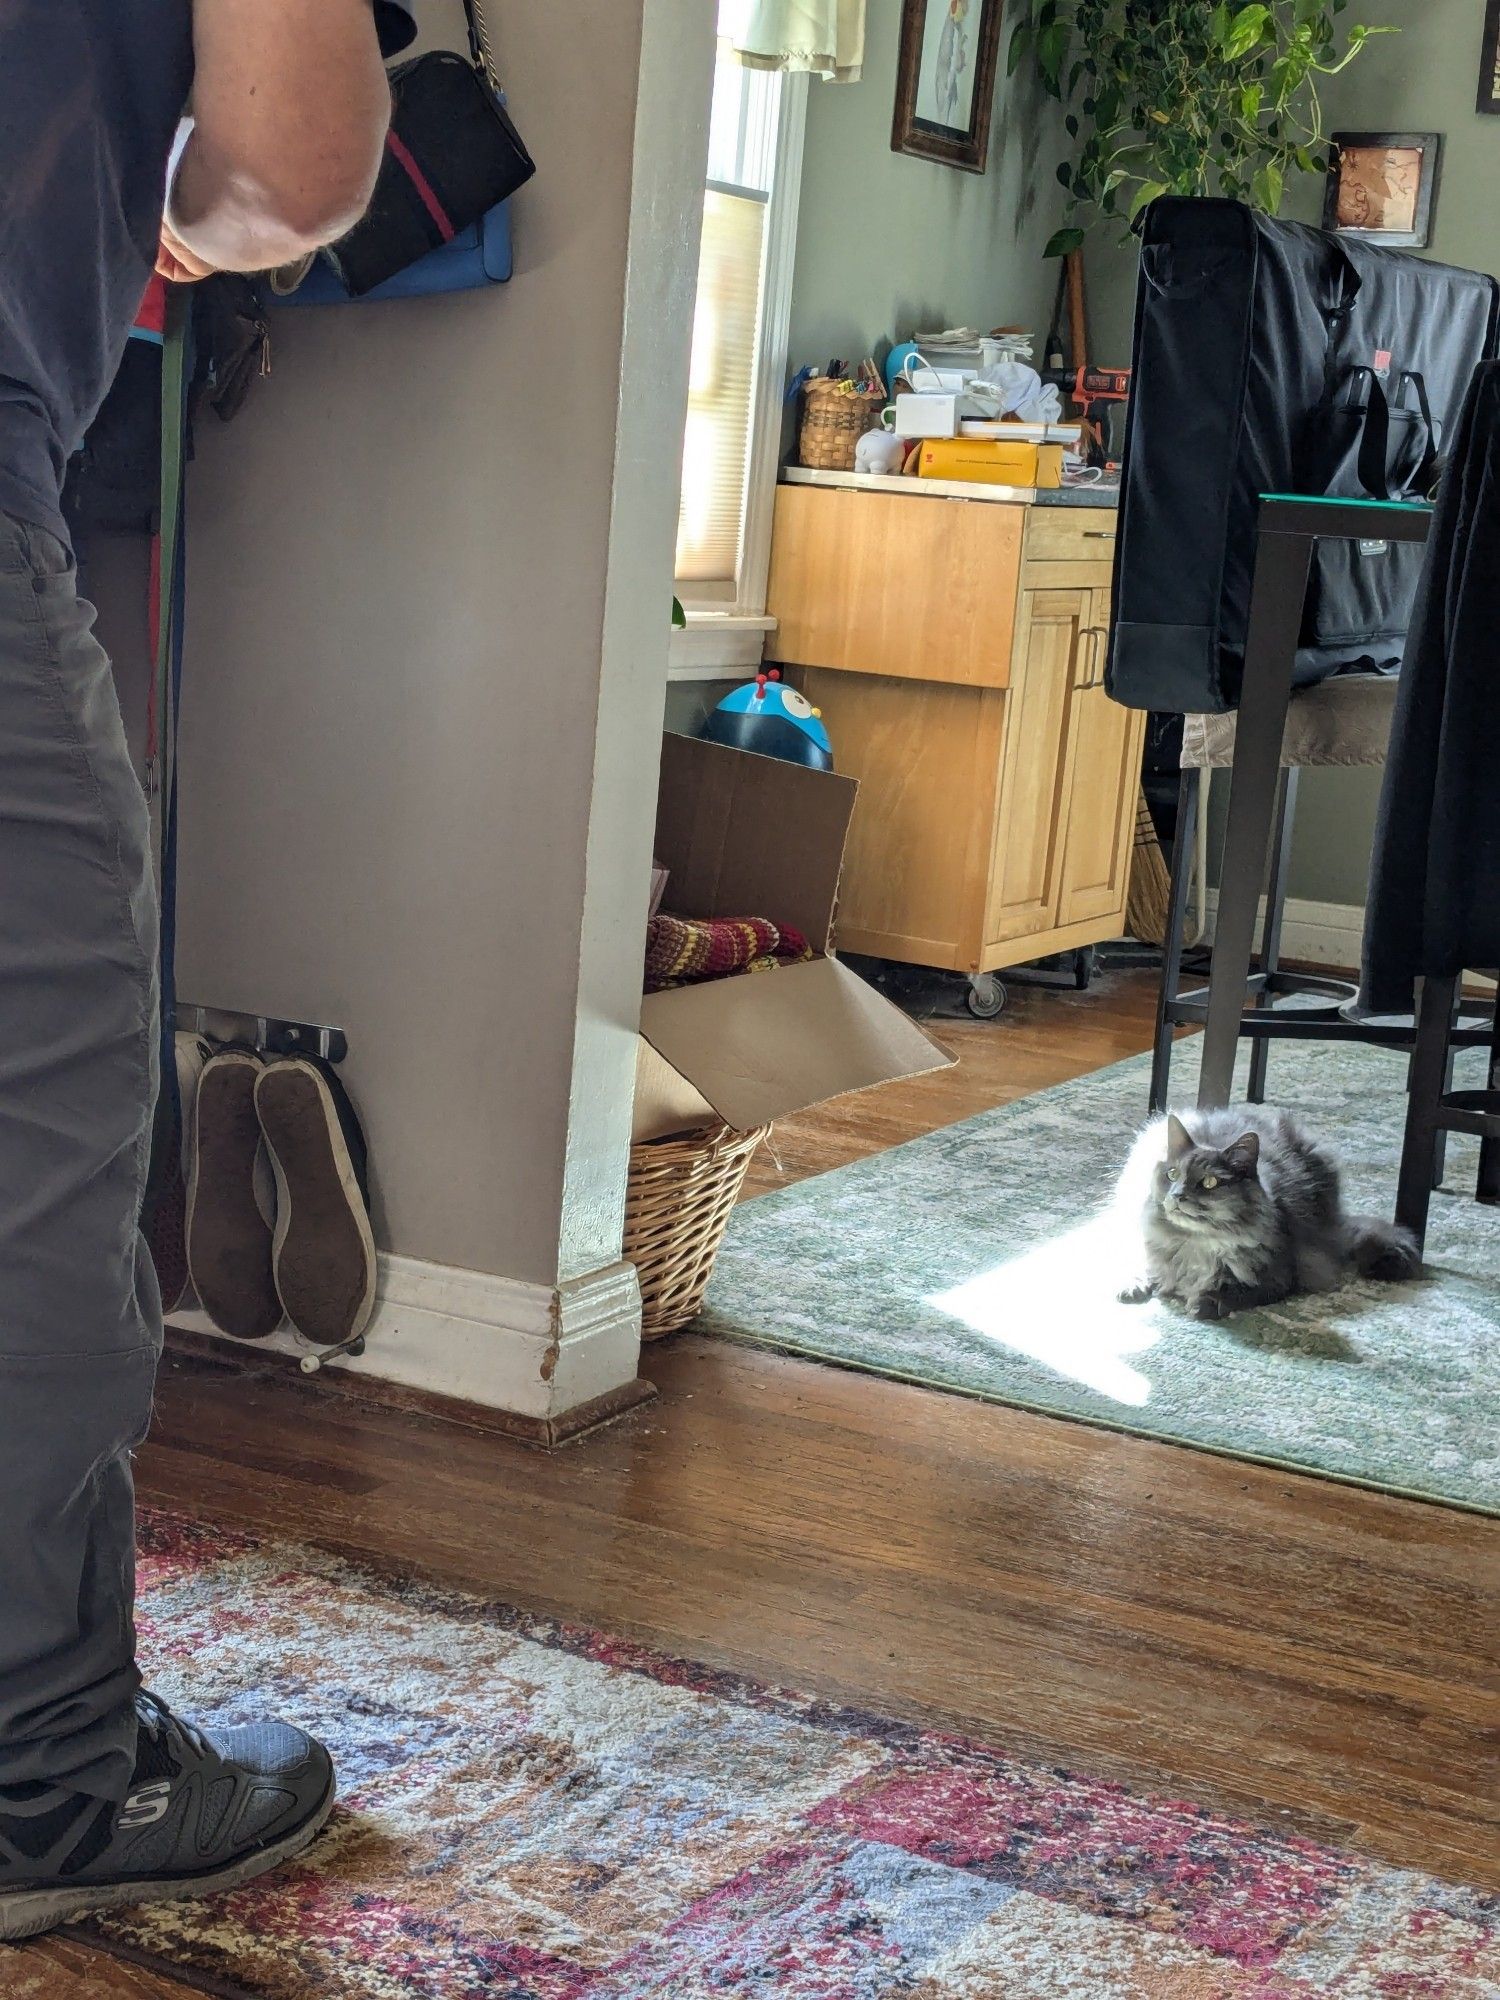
[1072,365,1132,467]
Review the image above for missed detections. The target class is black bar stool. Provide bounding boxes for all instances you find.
[1151,493,1492,1115]
[1395,974,1500,1250]
[1150,676,1400,1113]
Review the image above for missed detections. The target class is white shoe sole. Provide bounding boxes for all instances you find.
[255,1061,377,1350]
[0,1780,335,1943]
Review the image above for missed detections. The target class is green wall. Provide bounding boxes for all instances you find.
[787,0,1070,371]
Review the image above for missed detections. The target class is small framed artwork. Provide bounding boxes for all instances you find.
[891,0,1004,175]
[1322,133,1442,250]
[1480,0,1500,114]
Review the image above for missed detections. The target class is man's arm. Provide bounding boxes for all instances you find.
[162,0,391,276]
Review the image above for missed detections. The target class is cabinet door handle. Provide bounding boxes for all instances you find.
[1078,625,1109,689]
[1082,529,1116,540]
[1076,626,1097,689]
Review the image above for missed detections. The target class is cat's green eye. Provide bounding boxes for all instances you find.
[1167,1166,1181,1181]
[1202,1174,1219,1190]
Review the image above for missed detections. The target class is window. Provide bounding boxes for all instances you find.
[673,32,806,662]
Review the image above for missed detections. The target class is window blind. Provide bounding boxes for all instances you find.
[674,186,768,588]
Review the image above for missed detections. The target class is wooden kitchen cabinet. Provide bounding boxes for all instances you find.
[769,476,1144,977]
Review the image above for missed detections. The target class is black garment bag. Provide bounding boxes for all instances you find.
[1107,199,1499,714]
[1360,361,1500,1014]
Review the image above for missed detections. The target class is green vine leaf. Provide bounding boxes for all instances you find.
[1224,3,1272,58]
[1019,0,1390,247]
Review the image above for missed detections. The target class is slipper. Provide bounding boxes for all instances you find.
[186,1048,282,1339]
[254,1056,377,1353]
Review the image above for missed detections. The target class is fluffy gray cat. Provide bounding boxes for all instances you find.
[1116,1106,1420,1321]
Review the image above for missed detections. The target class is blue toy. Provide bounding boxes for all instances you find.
[698,669,833,771]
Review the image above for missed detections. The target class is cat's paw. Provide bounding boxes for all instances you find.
[1117,1282,1156,1305]
[1187,1294,1226,1322]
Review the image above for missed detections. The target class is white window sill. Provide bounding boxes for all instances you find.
[668,611,775,681]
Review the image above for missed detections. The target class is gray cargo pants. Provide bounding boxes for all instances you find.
[0,511,160,1804]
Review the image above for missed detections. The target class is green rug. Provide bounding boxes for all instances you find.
[700,1039,1500,1513]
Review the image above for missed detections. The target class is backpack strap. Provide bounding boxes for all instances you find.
[143,292,191,1240]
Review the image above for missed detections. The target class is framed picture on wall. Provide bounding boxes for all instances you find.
[891,0,1004,174]
[1481,0,1500,114]
[1322,133,1442,250]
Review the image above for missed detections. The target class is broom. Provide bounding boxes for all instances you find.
[1126,790,1174,947]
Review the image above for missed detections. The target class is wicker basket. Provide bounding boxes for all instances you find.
[798,379,886,471]
[625,1121,769,1340]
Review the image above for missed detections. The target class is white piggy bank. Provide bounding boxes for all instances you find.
[854,428,907,476]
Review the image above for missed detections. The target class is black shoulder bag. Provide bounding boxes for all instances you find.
[324,0,535,298]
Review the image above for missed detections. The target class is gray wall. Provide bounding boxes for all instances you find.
[787,0,1069,371]
[176,0,713,1299]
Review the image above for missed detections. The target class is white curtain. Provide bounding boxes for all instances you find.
[720,0,866,82]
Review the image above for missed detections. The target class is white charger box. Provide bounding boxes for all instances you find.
[893,392,960,439]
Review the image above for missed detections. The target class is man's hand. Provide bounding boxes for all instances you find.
[155,221,218,285]
[167,0,390,275]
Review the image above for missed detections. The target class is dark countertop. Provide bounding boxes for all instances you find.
[1038,481,1121,507]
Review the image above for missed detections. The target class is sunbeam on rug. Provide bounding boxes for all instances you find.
[72,1513,1497,1999]
[701,1040,1500,1513]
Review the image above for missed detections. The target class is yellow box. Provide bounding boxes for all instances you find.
[916,438,1066,489]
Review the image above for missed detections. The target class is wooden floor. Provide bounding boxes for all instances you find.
[16,968,1499,1996]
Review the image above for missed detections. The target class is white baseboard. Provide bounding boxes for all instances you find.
[1199,894,1496,991]
[171,1253,643,1420]
[1202,892,1365,971]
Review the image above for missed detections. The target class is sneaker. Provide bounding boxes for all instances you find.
[254,1055,377,1353]
[187,1048,282,1339]
[0,1691,335,1942]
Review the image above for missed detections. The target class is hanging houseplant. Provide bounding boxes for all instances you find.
[1011,0,1394,255]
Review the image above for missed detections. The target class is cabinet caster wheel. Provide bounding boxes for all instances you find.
[966,974,1007,1019]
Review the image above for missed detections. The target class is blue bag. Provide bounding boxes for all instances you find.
[269,201,514,306]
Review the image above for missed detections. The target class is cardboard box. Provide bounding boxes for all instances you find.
[634,735,952,1140]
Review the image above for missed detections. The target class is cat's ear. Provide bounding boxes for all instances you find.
[1224,1131,1261,1175]
[1165,1114,1193,1162]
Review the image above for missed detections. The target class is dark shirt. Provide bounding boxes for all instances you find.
[0,2,193,542]
[0,0,414,545]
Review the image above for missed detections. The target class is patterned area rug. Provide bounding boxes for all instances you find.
[81,1513,1495,1999]
[701,1040,1500,1513]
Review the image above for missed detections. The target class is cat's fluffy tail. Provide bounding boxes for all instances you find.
[1342,1216,1422,1281]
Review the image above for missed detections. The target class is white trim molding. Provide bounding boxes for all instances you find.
[171,1254,644,1421]
[1201,893,1367,972]
[668,610,776,680]
[736,69,807,618]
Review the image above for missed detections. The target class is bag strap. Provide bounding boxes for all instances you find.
[143,289,191,1229]
[147,292,189,832]
[462,0,502,96]
[1356,368,1438,502]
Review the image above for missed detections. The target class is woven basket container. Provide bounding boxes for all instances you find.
[625,1121,769,1340]
[798,380,886,471]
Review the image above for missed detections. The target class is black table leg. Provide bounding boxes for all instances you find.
[1247,766,1299,1105]
[1199,530,1312,1109]
[1396,972,1459,1250]
[1150,767,1198,1116]
[1478,995,1500,1206]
